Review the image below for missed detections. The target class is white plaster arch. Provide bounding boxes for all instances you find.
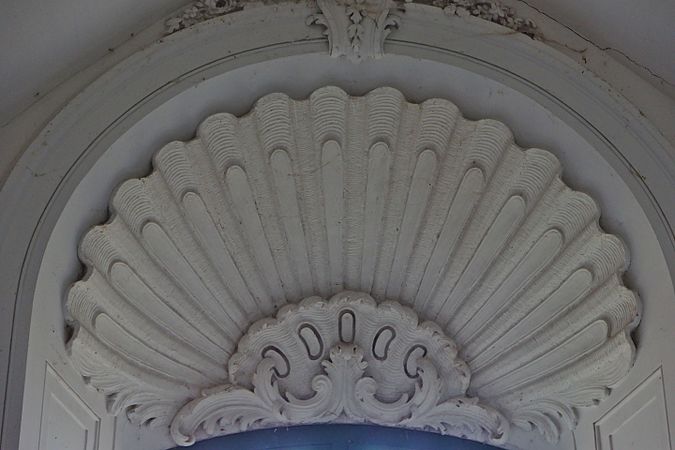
[0,3,673,449]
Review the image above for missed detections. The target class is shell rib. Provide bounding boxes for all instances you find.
[66,86,639,443]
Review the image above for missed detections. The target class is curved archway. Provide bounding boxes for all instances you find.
[0,3,673,450]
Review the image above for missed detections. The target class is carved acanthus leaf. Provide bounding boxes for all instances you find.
[307,0,402,62]
[170,296,509,447]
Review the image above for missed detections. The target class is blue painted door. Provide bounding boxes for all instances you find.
[176,424,502,449]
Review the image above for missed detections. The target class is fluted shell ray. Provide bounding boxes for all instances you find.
[67,86,639,443]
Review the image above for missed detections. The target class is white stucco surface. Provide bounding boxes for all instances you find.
[1,2,673,449]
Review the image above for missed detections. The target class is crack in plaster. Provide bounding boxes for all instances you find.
[514,0,675,89]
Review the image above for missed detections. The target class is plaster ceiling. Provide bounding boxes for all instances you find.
[1,0,674,127]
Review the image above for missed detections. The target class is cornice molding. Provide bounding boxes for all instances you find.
[65,86,639,446]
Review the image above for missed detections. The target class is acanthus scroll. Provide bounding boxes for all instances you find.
[306,0,401,62]
[170,342,508,446]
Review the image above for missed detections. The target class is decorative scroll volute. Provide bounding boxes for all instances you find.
[229,293,470,401]
[170,292,508,446]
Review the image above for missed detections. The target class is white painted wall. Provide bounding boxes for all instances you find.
[506,0,675,88]
[0,0,186,124]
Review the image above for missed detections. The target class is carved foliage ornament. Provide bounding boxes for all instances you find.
[165,1,539,55]
[306,0,401,62]
[66,87,639,446]
[166,0,242,34]
[171,293,509,445]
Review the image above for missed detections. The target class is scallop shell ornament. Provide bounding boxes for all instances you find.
[67,87,639,446]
